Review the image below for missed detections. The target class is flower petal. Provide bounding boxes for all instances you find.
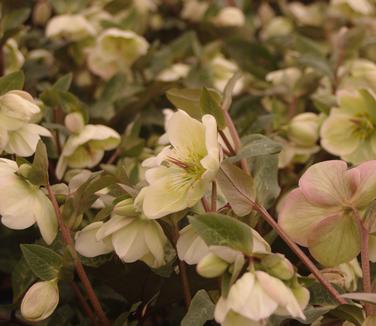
[278,188,339,246]
[308,213,361,267]
[176,225,209,264]
[33,191,57,245]
[299,160,356,206]
[350,160,376,207]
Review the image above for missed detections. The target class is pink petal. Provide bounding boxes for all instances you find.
[350,160,376,208]
[278,188,339,246]
[299,160,356,207]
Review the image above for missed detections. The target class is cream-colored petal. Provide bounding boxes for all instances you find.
[33,191,57,245]
[176,225,209,264]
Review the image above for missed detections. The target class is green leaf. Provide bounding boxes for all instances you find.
[189,213,253,255]
[298,54,334,80]
[200,87,225,129]
[227,134,282,163]
[249,153,280,208]
[216,162,254,216]
[52,73,73,91]
[330,304,364,326]
[28,140,49,186]
[308,214,361,267]
[1,6,31,35]
[11,257,36,302]
[166,87,221,120]
[341,292,376,304]
[21,244,63,281]
[0,70,25,95]
[181,290,215,326]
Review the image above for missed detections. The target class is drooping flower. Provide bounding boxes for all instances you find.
[21,279,59,321]
[181,0,209,22]
[55,120,120,179]
[135,110,221,219]
[321,89,376,164]
[330,0,374,17]
[4,39,25,74]
[212,7,245,27]
[0,159,57,244]
[279,160,376,266]
[0,90,51,157]
[156,63,190,82]
[75,198,169,268]
[87,28,149,80]
[214,271,307,325]
[46,14,95,41]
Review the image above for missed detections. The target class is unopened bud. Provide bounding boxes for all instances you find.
[197,253,228,278]
[113,198,137,216]
[64,112,85,134]
[287,112,319,146]
[21,279,59,321]
[17,164,32,179]
[32,1,52,26]
[261,254,295,280]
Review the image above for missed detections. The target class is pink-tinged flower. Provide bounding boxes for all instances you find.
[278,160,376,267]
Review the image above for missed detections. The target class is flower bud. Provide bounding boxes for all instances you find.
[213,7,245,27]
[261,253,295,280]
[197,253,228,278]
[64,112,85,134]
[287,113,319,146]
[21,280,59,321]
[17,164,33,179]
[113,198,138,216]
[32,1,52,26]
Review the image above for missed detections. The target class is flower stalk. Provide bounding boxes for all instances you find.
[46,184,110,326]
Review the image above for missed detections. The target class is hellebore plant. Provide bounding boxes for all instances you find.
[136,110,221,219]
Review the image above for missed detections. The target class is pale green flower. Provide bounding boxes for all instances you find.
[321,89,376,164]
[56,124,120,179]
[0,90,51,157]
[181,0,208,22]
[46,14,96,41]
[339,59,376,94]
[260,17,293,40]
[287,112,320,147]
[331,0,374,17]
[266,67,302,92]
[135,110,221,219]
[87,28,149,79]
[0,159,57,244]
[21,279,59,321]
[156,63,190,82]
[75,198,169,268]
[288,2,324,26]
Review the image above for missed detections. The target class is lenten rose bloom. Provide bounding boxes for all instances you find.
[87,28,149,80]
[135,110,221,219]
[0,159,57,244]
[214,271,307,325]
[0,90,51,157]
[55,124,120,179]
[75,198,169,268]
[321,89,376,164]
[279,160,376,266]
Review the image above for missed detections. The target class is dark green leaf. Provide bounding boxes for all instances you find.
[0,71,24,95]
[52,73,73,91]
[12,258,36,302]
[200,87,225,129]
[21,244,63,281]
[28,140,49,186]
[181,290,215,326]
[189,213,253,255]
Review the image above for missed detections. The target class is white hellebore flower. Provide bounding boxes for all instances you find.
[87,28,149,80]
[215,271,306,325]
[0,90,51,156]
[0,159,57,244]
[21,279,59,321]
[46,14,96,41]
[213,7,246,27]
[55,124,120,179]
[75,199,169,268]
[156,63,190,82]
[136,110,221,219]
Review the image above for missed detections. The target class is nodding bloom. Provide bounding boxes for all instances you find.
[0,159,57,244]
[75,198,169,268]
[279,160,376,266]
[135,110,221,219]
[56,116,120,179]
[214,271,308,325]
[0,90,51,157]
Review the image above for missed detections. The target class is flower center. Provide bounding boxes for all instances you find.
[350,114,375,139]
